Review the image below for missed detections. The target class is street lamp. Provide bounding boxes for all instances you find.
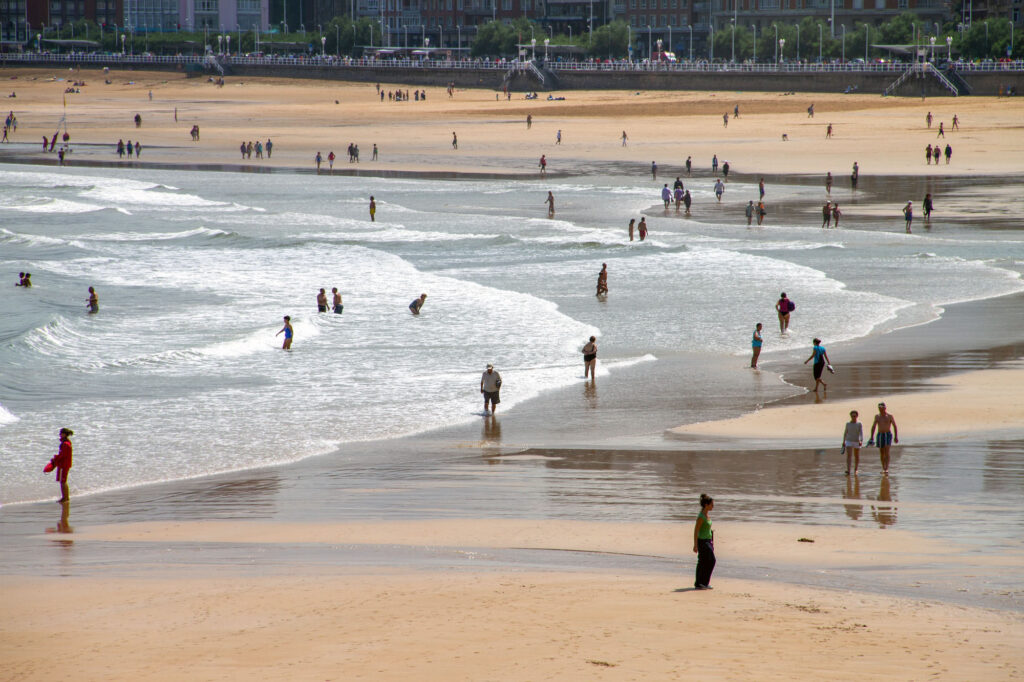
[226,34,230,55]
[217,34,223,53]
[795,24,799,61]
[648,24,652,61]
[544,37,549,61]
[688,24,693,62]
[818,23,822,61]
[120,33,125,54]
[946,35,952,60]
[779,37,785,63]
[730,18,735,63]
[531,37,536,60]
[841,24,845,61]
[929,35,935,62]
[321,35,326,56]
[709,24,713,61]
[751,24,757,62]
[773,24,778,63]
[37,33,41,53]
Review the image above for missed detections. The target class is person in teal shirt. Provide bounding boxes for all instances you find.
[803,337,831,394]
[693,494,716,590]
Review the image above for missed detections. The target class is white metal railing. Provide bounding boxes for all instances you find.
[3,52,1024,74]
[924,62,959,96]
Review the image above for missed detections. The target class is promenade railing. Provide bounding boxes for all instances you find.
[3,52,1024,73]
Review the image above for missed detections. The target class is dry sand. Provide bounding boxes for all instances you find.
[4,518,1024,681]
[3,67,1024,177]
[670,365,1024,445]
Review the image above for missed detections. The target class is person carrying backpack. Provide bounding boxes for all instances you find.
[775,292,794,334]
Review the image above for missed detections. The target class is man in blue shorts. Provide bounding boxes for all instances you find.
[868,402,899,475]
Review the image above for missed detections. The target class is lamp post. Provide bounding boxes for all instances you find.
[864,23,868,62]
[669,25,672,56]
[321,35,326,56]
[929,35,935,62]
[795,24,799,61]
[657,37,663,62]
[648,24,652,60]
[773,24,778,63]
[779,37,785,63]
[217,34,223,54]
[531,37,536,60]
[841,24,845,61]
[628,24,632,63]
[730,18,735,63]
[335,24,338,56]
[226,34,230,55]
[688,24,693,62]
[37,32,42,53]
[458,25,461,52]
[818,23,822,61]
[709,24,714,61]
[121,33,125,54]
[544,37,549,60]
[751,24,756,62]
[946,35,952,61]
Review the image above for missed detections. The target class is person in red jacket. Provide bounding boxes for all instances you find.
[47,428,74,503]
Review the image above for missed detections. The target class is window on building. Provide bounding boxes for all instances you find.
[897,0,907,6]
[630,0,636,7]
[874,0,884,7]
[640,0,646,8]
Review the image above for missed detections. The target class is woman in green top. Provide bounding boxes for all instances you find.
[693,494,716,590]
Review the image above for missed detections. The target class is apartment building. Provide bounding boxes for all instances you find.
[180,0,267,30]
[1,0,124,41]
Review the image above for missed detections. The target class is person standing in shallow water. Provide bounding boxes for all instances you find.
[842,410,863,475]
[369,196,376,222]
[750,323,763,368]
[86,286,98,314]
[693,494,715,590]
[47,428,74,503]
[582,335,597,380]
[596,263,608,297]
[276,315,293,349]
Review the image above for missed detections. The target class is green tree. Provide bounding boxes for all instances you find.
[588,20,629,59]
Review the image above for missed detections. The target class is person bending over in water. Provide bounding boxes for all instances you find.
[409,293,427,315]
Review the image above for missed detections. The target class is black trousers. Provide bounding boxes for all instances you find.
[695,539,716,587]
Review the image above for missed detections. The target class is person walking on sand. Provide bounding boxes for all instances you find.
[825,172,833,194]
[775,292,793,334]
[750,323,763,368]
[944,144,952,165]
[714,179,725,202]
[46,428,74,503]
[651,161,658,181]
[683,190,692,214]
[842,410,864,475]
[452,131,458,149]
[903,201,913,233]
[637,217,648,241]
[926,144,933,165]
[315,151,322,173]
[621,130,628,146]
[327,151,335,172]
[480,363,503,416]
[693,494,716,590]
[539,154,547,175]
[757,201,766,225]
[316,288,329,313]
[745,200,755,225]
[555,129,561,144]
[582,335,598,380]
[527,114,532,129]
[686,156,692,176]
[628,218,635,241]
[409,293,427,315]
[723,112,729,128]
[826,123,833,138]
[596,263,609,296]
[86,286,98,314]
[759,177,765,200]
[369,196,376,222]
[372,144,378,161]
[823,201,834,227]
[868,402,899,475]
[712,154,719,175]
[803,337,831,394]
[545,191,555,218]
[332,287,344,314]
[952,114,959,130]
[831,203,841,228]
[926,111,933,128]
[936,122,944,138]
[933,145,941,165]
[662,184,671,209]
[923,193,934,220]
[276,316,294,349]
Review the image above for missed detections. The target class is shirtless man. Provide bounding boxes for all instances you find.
[596,263,608,297]
[822,201,832,228]
[86,286,98,313]
[316,288,329,313]
[545,191,555,217]
[331,287,343,314]
[868,402,899,475]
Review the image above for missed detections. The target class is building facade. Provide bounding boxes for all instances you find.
[709,0,952,33]
[2,0,125,41]
[179,0,267,31]
[125,0,178,29]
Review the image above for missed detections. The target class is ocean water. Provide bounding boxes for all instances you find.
[2,165,1023,505]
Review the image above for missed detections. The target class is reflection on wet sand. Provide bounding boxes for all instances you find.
[844,476,863,521]
[482,416,502,444]
[583,378,597,409]
[872,476,898,528]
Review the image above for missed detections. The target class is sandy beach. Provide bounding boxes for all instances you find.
[2,68,1024,680]
[2,67,1023,179]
